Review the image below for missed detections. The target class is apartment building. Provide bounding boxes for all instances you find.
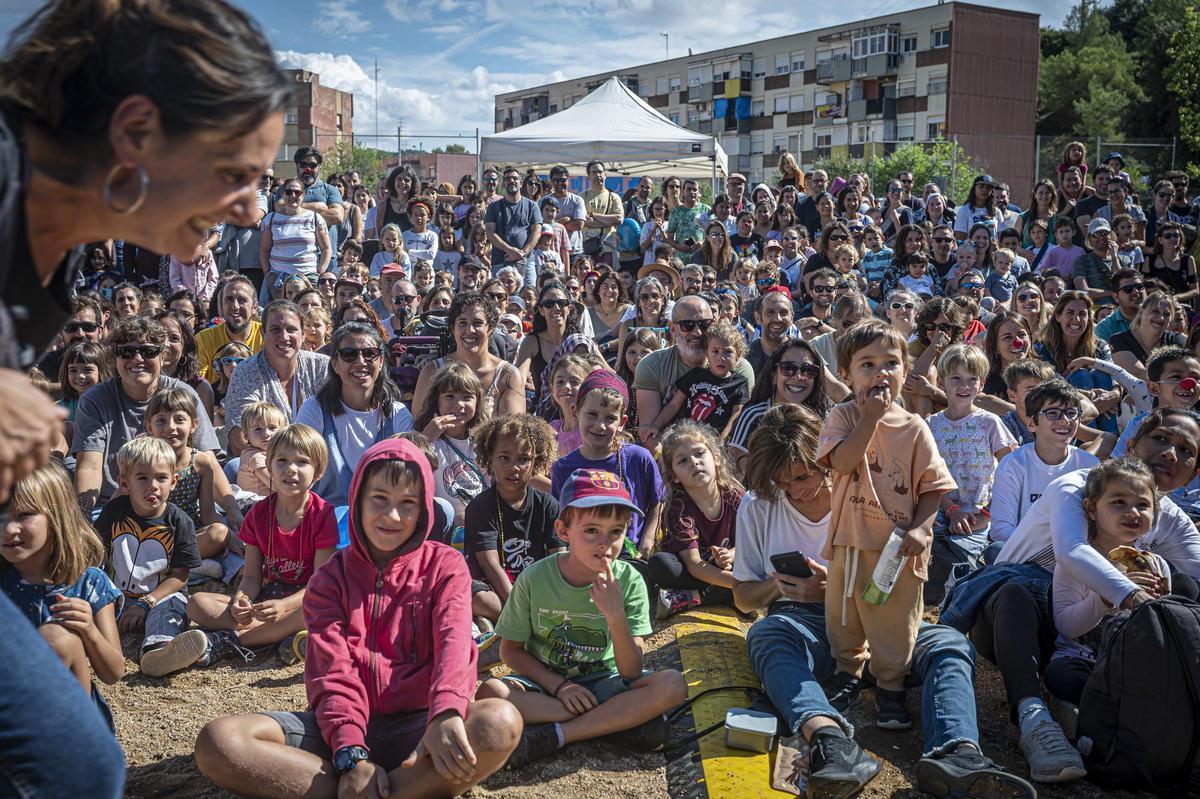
[274,69,354,175]
[494,2,1040,196]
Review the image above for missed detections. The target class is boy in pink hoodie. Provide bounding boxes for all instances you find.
[194,439,523,797]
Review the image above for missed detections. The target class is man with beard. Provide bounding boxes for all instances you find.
[747,287,796,375]
[1093,269,1146,342]
[36,295,105,379]
[632,295,755,432]
[726,172,748,215]
[624,176,654,226]
[930,224,958,282]
[196,276,261,382]
[485,168,542,276]
[456,255,486,292]
[548,165,588,261]
[275,146,344,253]
[796,169,829,234]
[796,268,838,325]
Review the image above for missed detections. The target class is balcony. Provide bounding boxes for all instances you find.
[847,97,897,122]
[815,57,852,84]
[851,53,900,79]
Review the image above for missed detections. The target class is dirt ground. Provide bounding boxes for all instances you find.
[110,591,1150,799]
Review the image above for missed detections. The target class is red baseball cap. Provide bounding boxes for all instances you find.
[558,469,642,518]
[762,285,792,300]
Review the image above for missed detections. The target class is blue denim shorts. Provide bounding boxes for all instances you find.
[502,668,652,703]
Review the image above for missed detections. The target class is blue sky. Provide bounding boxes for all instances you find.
[1,0,1075,151]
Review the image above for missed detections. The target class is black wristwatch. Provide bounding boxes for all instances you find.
[333,745,370,774]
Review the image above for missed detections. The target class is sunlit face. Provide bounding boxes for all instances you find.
[265,309,303,363]
[271,445,317,498]
[331,333,382,392]
[147,407,197,453]
[670,438,717,492]
[624,342,652,374]
[120,460,178,513]
[114,288,140,319]
[706,337,738,377]
[776,461,829,504]
[1085,480,1155,545]
[552,365,589,413]
[844,336,906,400]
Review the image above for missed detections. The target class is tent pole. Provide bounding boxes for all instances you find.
[711,137,718,193]
[475,128,481,184]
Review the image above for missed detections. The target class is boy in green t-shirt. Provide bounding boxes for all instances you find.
[479,468,688,769]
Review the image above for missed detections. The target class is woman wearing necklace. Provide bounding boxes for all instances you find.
[587,267,632,356]
[515,281,580,410]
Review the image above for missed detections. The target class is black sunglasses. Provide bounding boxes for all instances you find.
[1118,283,1147,294]
[811,285,836,294]
[933,236,953,243]
[283,189,304,197]
[335,347,382,363]
[393,293,419,303]
[778,361,820,378]
[115,344,163,360]
[540,298,570,310]
[933,323,959,334]
[828,233,848,241]
[65,321,100,334]
[298,161,320,169]
[676,319,713,333]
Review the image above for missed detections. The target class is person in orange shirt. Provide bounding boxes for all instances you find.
[816,319,955,731]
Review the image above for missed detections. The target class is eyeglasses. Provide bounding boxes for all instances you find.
[756,278,777,288]
[811,284,836,294]
[1093,230,1111,238]
[639,293,662,301]
[393,293,419,303]
[961,282,984,291]
[887,187,902,193]
[1016,293,1041,303]
[298,161,319,169]
[889,302,916,311]
[336,347,382,363]
[933,236,953,243]
[486,291,508,303]
[540,298,570,310]
[933,323,958,334]
[217,356,246,367]
[318,277,337,286]
[900,178,913,184]
[283,189,303,198]
[65,321,100,334]
[115,344,163,360]
[1118,283,1147,294]
[1037,407,1081,422]
[171,309,196,320]
[1158,192,1175,199]
[675,319,713,333]
[777,361,820,378]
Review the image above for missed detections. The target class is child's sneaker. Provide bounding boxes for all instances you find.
[195,629,256,668]
[506,722,561,770]
[655,588,701,620]
[606,713,671,751]
[822,672,862,714]
[875,688,912,730]
[140,629,209,677]
[278,630,308,665]
[189,558,224,582]
[476,631,502,672]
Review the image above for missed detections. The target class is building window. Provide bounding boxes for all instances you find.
[775,54,790,74]
[902,35,918,53]
[669,75,681,92]
[927,76,948,95]
[689,66,702,87]
[932,28,951,48]
[740,56,753,80]
[752,99,765,117]
[753,58,767,78]
[852,27,899,59]
[897,80,916,97]
[656,77,668,95]
[336,113,343,131]
[750,135,765,156]
[815,132,832,159]
[549,104,557,113]
[624,76,639,93]
[788,133,800,153]
[774,95,789,114]
[670,113,681,125]
[285,112,298,125]
[688,110,699,126]
[791,51,805,72]
[854,125,868,143]
[927,120,946,139]
[790,94,804,112]
[773,134,788,153]
[897,122,915,141]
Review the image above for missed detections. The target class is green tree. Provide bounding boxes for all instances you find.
[1165,6,1200,173]
[322,139,389,185]
[1037,1,1145,134]
[432,144,469,154]
[814,141,986,203]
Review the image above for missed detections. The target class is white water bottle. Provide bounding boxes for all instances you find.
[862,529,908,606]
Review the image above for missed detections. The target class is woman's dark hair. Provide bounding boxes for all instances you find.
[1153,221,1186,258]
[316,322,402,417]
[816,220,850,257]
[148,308,199,381]
[967,177,997,213]
[420,285,454,314]
[835,185,860,216]
[915,296,969,346]
[386,165,419,200]
[448,290,499,333]
[0,0,290,153]
[890,224,927,270]
[58,340,112,402]
[968,222,996,270]
[744,404,825,500]
[589,266,629,307]
[290,287,326,312]
[748,337,832,416]
[333,298,389,342]
[531,280,581,336]
[166,288,205,328]
[983,310,1032,378]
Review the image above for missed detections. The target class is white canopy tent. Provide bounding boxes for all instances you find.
[481,77,728,182]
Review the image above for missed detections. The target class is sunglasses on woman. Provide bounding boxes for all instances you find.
[336,347,382,363]
[756,277,777,288]
[217,356,247,367]
[777,361,820,378]
[889,302,916,311]
[540,298,570,310]
[115,344,163,360]
[1016,292,1040,303]
[1161,231,1182,240]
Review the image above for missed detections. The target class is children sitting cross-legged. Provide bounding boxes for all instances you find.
[817,320,956,730]
[96,436,202,678]
[182,424,338,670]
[646,421,744,619]
[0,462,125,723]
[989,380,1099,551]
[550,370,666,572]
[195,439,523,797]
[477,468,689,769]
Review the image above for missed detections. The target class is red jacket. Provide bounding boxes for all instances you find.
[302,438,476,752]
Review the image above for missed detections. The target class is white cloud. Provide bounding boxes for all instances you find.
[316,0,370,35]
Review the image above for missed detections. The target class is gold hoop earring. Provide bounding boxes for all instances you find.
[102,163,149,215]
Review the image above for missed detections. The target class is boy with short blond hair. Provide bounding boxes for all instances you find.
[818,320,955,730]
[97,435,201,677]
[478,468,688,768]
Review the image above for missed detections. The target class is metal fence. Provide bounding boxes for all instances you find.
[1034,134,1177,198]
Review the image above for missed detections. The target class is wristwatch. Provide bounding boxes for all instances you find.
[333,745,370,774]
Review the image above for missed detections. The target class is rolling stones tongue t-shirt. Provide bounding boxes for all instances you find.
[495,554,651,678]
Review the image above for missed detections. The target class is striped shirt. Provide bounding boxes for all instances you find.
[267,209,326,275]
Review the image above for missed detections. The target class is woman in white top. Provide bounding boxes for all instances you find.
[411,290,524,422]
[294,322,413,506]
[259,177,331,297]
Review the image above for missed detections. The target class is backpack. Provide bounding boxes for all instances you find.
[1077,596,1200,796]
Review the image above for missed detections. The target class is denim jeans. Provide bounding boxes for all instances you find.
[0,590,125,798]
[747,603,980,755]
[133,592,189,652]
[745,602,851,736]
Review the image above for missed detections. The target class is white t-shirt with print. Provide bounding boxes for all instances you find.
[989,443,1098,543]
[925,408,1016,514]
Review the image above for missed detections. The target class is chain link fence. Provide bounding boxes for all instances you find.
[1035,134,1177,200]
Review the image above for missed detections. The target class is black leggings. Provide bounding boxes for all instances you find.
[971,581,1057,722]
[645,552,734,605]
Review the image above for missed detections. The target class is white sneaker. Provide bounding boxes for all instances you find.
[189,558,224,581]
[140,629,209,677]
[1019,719,1087,783]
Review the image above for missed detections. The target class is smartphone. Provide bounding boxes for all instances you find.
[770,551,814,579]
